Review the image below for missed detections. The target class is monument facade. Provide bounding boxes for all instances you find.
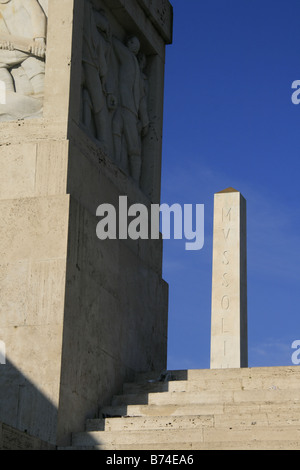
[210,188,248,369]
[0,0,172,446]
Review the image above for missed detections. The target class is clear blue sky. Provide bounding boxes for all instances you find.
[161,0,300,370]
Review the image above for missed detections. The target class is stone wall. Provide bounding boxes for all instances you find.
[0,422,55,450]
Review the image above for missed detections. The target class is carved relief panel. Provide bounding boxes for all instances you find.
[0,0,48,121]
[81,0,150,186]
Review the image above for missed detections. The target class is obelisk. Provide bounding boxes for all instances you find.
[210,188,248,369]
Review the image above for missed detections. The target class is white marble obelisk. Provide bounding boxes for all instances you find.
[210,188,248,369]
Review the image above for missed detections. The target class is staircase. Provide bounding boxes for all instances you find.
[69,366,300,450]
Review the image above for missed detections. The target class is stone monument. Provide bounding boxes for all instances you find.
[0,0,172,447]
[210,188,248,369]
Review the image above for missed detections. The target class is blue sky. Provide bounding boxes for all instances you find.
[161,0,300,370]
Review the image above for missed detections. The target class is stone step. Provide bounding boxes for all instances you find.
[100,401,300,418]
[86,415,214,432]
[123,376,300,394]
[78,440,300,450]
[69,367,300,450]
[72,428,204,447]
[215,411,300,427]
[111,389,300,407]
[101,403,225,418]
[134,366,300,383]
[203,425,300,444]
[86,410,300,432]
[57,446,96,450]
[72,425,300,449]
[134,369,187,382]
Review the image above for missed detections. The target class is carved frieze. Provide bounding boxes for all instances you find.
[81,0,150,186]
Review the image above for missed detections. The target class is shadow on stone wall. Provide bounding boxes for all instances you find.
[0,356,57,448]
[0,357,99,449]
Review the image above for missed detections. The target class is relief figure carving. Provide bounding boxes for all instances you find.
[0,0,47,121]
[112,35,149,183]
[81,3,150,187]
[82,0,112,150]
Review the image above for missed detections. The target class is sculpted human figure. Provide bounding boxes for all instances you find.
[112,35,149,184]
[137,51,150,141]
[0,0,47,103]
[82,0,112,148]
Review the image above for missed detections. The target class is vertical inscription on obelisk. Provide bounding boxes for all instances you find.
[210,188,248,369]
[221,206,231,336]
